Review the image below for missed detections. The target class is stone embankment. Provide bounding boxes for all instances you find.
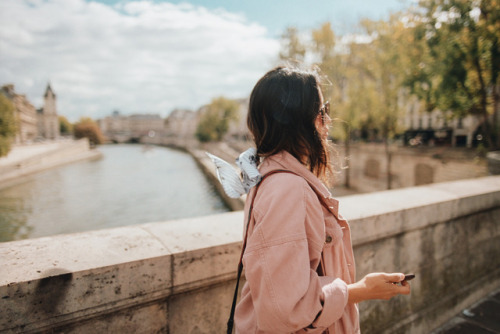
[0,139,102,190]
[187,142,247,211]
[142,135,248,211]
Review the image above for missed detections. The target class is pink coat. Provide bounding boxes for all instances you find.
[234,151,360,334]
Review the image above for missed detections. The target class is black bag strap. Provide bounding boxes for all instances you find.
[226,169,335,333]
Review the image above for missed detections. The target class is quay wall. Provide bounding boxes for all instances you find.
[0,139,102,190]
[334,143,488,193]
[144,137,489,196]
[1,176,499,333]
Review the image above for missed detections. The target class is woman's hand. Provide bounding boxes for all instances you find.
[347,272,411,304]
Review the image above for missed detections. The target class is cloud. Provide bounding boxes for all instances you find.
[0,0,280,121]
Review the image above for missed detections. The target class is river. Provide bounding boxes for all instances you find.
[0,144,229,242]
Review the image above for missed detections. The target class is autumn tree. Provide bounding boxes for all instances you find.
[279,27,307,65]
[311,23,354,186]
[310,18,410,189]
[406,0,500,148]
[74,117,104,146]
[320,15,414,189]
[0,94,17,157]
[196,97,240,142]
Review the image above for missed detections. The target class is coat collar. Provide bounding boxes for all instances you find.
[258,151,340,216]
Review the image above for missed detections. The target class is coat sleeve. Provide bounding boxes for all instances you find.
[242,174,349,332]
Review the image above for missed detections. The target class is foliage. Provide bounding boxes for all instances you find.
[59,115,73,135]
[406,0,500,148]
[358,17,409,140]
[311,23,345,120]
[311,23,359,142]
[276,0,500,150]
[283,19,413,189]
[73,117,103,146]
[196,97,240,142]
[0,94,17,157]
[279,27,307,65]
[310,19,408,143]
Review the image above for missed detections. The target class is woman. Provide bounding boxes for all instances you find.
[233,66,411,333]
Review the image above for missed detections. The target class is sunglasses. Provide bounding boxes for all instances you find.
[319,101,331,124]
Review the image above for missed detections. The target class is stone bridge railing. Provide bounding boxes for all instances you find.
[1,176,499,334]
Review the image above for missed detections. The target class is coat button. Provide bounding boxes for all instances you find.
[325,235,333,243]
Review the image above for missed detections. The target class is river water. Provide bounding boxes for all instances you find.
[0,144,229,242]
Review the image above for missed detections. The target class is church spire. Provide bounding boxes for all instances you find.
[44,82,56,98]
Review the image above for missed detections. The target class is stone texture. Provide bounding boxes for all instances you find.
[0,176,499,333]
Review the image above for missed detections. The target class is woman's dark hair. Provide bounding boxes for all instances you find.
[248,66,331,181]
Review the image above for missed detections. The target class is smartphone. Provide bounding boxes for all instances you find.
[404,274,416,281]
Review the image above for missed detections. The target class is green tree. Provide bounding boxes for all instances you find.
[196,97,240,142]
[0,94,17,157]
[59,115,73,135]
[74,117,103,146]
[407,0,500,148]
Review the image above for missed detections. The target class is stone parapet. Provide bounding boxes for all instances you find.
[487,151,500,175]
[343,176,500,333]
[334,143,488,192]
[1,176,499,333]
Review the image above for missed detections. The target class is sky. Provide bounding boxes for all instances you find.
[0,0,412,122]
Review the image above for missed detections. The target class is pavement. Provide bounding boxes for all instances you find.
[431,288,500,334]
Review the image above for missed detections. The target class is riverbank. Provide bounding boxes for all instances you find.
[0,138,243,213]
[0,138,102,191]
[139,138,246,211]
[150,139,360,210]
[187,143,246,211]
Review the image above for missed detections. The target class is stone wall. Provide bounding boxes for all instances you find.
[487,151,500,175]
[0,139,102,190]
[334,143,488,193]
[1,176,499,334]
[346,176,500,333]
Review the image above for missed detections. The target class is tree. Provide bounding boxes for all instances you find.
[406,0,500,148]
[346,16,411,189]
[59,115,73,135]
[0,94,17,157]
[312,23,345,104]
[279,26,307,65]
[311,18,409,189]
[74,117,104,146]
[196,97,240,142]
[311,23,353,186]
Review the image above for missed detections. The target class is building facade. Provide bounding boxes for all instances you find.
[128,114,165,138]
[402,97,482,148]
[98,112,165,143]
[1,84,38,144]
[98,111,132,143]
[37,84,60,140]
[164,109,198,140]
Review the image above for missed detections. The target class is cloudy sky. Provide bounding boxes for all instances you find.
[0,0,411,122]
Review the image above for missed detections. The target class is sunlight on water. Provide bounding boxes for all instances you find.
[0,144,229,242]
